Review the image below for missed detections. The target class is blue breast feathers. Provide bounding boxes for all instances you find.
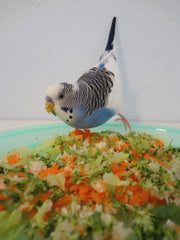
[69,106,115,129]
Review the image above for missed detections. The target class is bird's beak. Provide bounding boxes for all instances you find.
[45,101,56,115]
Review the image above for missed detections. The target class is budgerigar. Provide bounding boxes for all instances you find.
[45,17,131,131]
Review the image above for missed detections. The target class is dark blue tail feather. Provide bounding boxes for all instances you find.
[105,17,116,51]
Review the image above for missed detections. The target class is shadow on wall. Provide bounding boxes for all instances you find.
[115,21,140,122]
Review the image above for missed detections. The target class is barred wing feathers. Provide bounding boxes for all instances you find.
[77,67,114,115]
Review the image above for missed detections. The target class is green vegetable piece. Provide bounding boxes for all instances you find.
[0,209,22,235]
[153,203,180,225]
[127,133,150,154]
[103,172,130,187]
[46,172,66,190]
[33,199,53,229]
[50,189,65,201]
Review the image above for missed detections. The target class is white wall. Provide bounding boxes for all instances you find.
[0,0,180,122]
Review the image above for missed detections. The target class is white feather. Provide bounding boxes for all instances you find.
[100,52,123,113]
[45,83,62,102]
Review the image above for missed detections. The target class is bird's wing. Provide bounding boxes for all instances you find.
[77,67,114,115]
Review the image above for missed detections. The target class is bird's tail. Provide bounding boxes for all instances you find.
[105,17,116,51]
[97,17,117,70]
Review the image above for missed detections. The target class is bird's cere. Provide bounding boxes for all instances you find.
[45,96,53,103]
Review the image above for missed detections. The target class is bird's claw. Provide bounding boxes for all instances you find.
[115,113,132,132]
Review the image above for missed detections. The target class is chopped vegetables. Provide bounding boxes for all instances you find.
[0,129,180,240]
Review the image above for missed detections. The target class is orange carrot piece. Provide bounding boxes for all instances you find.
[144,152,151,160]
[84,129,95,138]
[39,229,44,236]
[151,156,168,167]
[40,191,53,202]
[71,129,84,136]
[144,152,168,167]
[111,161,134,177]
[80,229,86,236]
[17,172,27,178]
[67,142,74,146]
[53,194,71,209]
[39,164,61,178]
[0,193,11,201]
[8,173,15,177]
[149,195,166,205]
[129,189,150,206]
[128,183,142,193]
[43,211,52,222]
[131,150,140,160]
[7,154,21,165]
[174,225,180,232]
[129,174,137,182]
[78,186,89,203]
[154,139,164,149]
[70,129,95,139]
[29,191,53,208]
[0,205,6,211]
[115,184,150,207]
[89,191,102,204]
[168,182,175,186]
[57,209,62,214]
[121,142,130,150]
[28,209,37,219]
[60,144,64,150]
[111,163,126,174]
[115,186,128,204]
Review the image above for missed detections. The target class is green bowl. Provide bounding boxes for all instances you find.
[0,122,180,156]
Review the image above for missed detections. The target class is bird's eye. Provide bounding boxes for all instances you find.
[59,94,64,99]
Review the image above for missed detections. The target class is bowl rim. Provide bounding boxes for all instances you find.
[0,122,180,140]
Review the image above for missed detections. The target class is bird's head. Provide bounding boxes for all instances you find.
[45,83,63,116]
[45,83,74,116]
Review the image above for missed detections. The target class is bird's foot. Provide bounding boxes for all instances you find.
[115,113,132,132]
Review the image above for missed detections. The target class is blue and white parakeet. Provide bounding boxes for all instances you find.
[45,17,131,131]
